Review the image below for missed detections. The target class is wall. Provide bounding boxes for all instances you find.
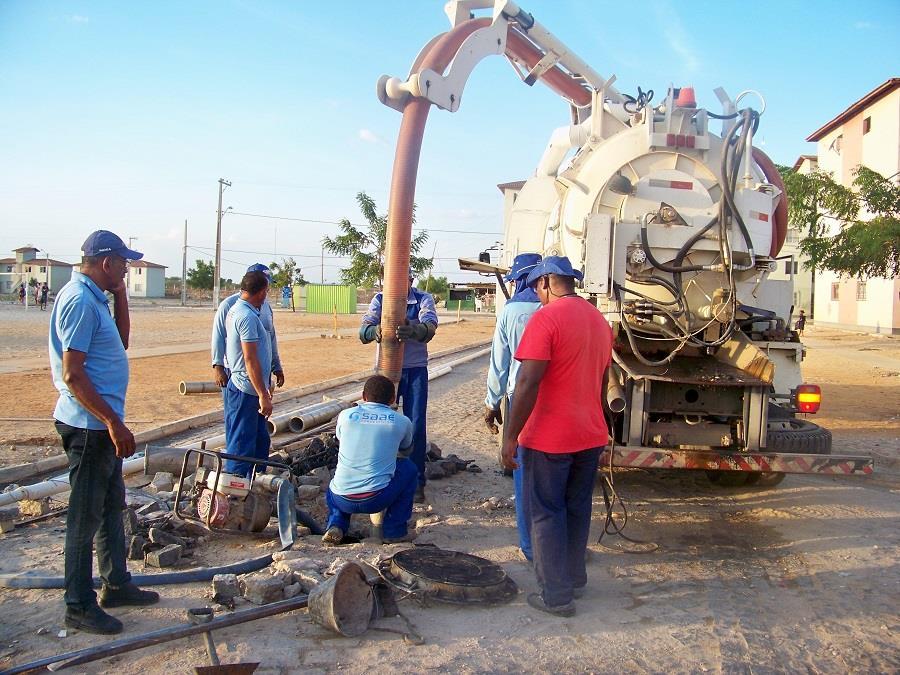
[304,284,356,314]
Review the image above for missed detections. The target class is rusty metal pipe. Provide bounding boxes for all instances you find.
[379,17,490,383]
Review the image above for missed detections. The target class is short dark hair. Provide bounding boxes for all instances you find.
[241,270,269,295]
[81,255,102,267]
[363,375,395,405]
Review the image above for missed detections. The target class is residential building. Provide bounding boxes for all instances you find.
[805,78,900,334]
[0,246,74,296]
[127,260,167,298]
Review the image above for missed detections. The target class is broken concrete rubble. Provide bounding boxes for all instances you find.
[145,543,183,568]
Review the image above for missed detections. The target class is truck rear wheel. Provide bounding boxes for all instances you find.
[747,418,833,488]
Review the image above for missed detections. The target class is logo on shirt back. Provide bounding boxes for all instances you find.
[348,410,395,424]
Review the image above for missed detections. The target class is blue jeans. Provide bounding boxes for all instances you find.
[506,396,533,561]
[397,366,428,487]
[223,380,270,478]
[522,446,600,607]
[325,459,418,539]
[55,422,131,610]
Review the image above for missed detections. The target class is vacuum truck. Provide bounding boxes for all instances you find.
[377,0,873,485]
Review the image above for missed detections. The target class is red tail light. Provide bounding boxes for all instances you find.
[795,384,821,414]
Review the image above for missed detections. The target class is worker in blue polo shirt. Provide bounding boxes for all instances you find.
[223,270,274,477]
[483,252,542,562]
[49,230,159,635]
[322,375,418,545]
[211,263,284,396]
[360,269,438,503]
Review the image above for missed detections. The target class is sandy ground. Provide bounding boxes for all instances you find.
[0,308,898,673]
[0,301,494,461]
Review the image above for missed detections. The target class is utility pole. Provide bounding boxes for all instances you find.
[213,178,231,307]
[127,236,138,295]
[181,219,188,306]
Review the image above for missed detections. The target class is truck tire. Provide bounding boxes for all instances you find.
[746,418,833,488]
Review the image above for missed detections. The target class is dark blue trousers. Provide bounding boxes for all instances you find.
[56,422,131,610]
[325,458,418,539]
[223,380,270,478]
[397,366,428,487]
[506,396,533,561]
[522,446,600,607]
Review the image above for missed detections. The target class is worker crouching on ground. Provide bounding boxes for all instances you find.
[500,256,613,617]
[212,263,285,399]
[483,252,542,562]
[49,230,159,635]
[223,270,274,478]
[322,375,418,545]
[359,268,438,503]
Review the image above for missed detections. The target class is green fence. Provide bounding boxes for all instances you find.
[302,284,357,314]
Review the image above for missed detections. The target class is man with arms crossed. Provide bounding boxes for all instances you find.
[50,230,159,635]
[500,256,612,617]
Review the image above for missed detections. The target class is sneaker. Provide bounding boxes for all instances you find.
[382,531,417,545]
[98,582,160,608]
[527,592,575,617]
[65,605,124,635]
[322,526,344,546]
[413,486,426,504]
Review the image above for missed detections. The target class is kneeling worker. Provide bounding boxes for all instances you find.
[323,375,418,545]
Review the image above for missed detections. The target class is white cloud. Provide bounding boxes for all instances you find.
[655,3,699,74]
[358,129,384,144]
[68,15,89,24]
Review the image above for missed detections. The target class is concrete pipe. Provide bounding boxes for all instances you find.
[289,401,353,433]
[179,382,220,395]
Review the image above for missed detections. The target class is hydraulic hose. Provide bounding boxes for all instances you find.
[0,553,274,589]
[639,214,707,273]
[752,147,788,257]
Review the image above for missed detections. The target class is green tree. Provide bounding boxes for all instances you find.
[781,165,900,279]
[417,274,449,302]
[322,191,432,287]
[269,257,307,287]
[186,259,231,290]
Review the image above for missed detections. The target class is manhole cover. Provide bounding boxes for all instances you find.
[381,547,517,604]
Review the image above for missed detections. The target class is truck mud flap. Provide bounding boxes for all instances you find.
[600,447,873,476]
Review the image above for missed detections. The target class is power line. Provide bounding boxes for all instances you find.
[226,210,501,235]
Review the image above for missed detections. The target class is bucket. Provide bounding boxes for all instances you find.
[307,562,374,637]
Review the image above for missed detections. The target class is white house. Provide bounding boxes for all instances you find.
[127,259,167,298]
[805,78,900,335]
[0,246,74,296]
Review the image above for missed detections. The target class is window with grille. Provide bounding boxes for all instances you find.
[831,282,840,300]
[856,281,867,301]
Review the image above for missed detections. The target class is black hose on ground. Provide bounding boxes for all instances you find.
[0,553,274,589]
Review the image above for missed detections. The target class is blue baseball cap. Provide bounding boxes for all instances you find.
[525,255,583,285]
[81,230,143,260]
[504,253,542,282]
[246,263,272,280]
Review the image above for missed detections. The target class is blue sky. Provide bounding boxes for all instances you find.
[1,1,897,284]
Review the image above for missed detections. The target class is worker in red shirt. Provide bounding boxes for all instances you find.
[501,255,613,617]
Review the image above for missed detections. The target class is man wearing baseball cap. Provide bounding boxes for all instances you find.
[211,263,285,396]
[500,255,613,617]
[360,267,438,503]
[49,230,159,634]
[483,252,542,562]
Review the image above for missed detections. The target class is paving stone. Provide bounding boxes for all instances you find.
[19,499,50,517]
[212,573,239,600]
[296,485,321,501]
[145,543,183,568]
[127,535,147,560]
[239,570,286,605]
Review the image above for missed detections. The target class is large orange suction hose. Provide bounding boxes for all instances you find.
[752,147,788,257]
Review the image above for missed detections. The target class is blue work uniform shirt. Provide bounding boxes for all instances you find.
[49,271,129,430]
[361,287,438,369]
[225,298,272,396]
[331,402,414,495]
[212,293,281,372]
[485,300,541,409]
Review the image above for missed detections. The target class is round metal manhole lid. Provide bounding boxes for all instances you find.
[384,547,517,604]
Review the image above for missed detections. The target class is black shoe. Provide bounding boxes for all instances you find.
[322,526,344,546]
[65,605,124,635]
[98,582,160,608]
[414,486,426,504]
[527,592,575,617]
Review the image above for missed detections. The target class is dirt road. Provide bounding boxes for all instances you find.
[1,348,898,673]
